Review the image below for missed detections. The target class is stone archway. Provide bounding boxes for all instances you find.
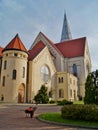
[18,83,25,103]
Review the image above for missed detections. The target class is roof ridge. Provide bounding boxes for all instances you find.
[40,32,63,56]
[57,37,86,44]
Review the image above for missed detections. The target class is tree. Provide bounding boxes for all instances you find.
[84,70,98,104]
[34,85,49,104]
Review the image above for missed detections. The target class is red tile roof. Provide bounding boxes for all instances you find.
[0,46,3,58]
[55,37,86,58]
[3,34,28,53]
[28,40,45,60]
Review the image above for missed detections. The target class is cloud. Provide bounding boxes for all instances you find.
[0,0,98,71]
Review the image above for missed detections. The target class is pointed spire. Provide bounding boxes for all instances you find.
[3,34,28,53]
[15,33,19,38]
[60,11,72,42]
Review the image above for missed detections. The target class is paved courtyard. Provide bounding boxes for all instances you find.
[0,103,94,130]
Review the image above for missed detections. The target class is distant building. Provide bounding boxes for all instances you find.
[0,13,91,103]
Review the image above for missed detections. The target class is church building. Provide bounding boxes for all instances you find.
[0,13,91,103]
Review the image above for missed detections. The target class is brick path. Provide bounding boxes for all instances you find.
[0,104,92,130]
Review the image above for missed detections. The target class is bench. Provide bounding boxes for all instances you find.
[25,107,37,118]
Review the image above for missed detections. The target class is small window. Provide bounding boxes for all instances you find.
[2,76,5,86]
[58,77,63,83]
[12,69,17,79]
[14,53,18,57]
[58,77,61,83]
[6,53,8,56]
[4,60,7,69]
[61,77,63,82]
[1,94,4,101]
[23,67,25,78]
[59,89,64,98]
[70,89,72,97]
[73,64,77,76]
[49,91,52,98]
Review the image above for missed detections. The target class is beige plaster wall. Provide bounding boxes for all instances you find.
[0,50,28,103]
[28,47,56,102]
[56,72,77,101]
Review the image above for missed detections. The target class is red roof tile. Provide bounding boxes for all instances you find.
[0,46,3,58]
[3,34,28,53]
[28,40,45,60]
[55,37,86,58]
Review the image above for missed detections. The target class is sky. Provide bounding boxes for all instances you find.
[0,0,98,71]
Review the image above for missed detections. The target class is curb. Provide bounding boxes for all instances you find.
[37,117,98,129]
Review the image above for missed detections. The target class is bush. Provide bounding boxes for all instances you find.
[61,104,98,122]
[49,100,56,104]
[34,85,49,104]
[57,99,73,105]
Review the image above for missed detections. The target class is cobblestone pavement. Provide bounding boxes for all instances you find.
[0,104,93,130]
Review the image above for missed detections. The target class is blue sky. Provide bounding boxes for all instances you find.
[0,0,98,71]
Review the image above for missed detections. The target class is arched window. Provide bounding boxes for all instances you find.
[73,64,77,76]
[2,76,5,86]
[58,77,63,83]
[61,77,63,82]
[59,89,64,98]
[41,65,50,83]
[12,69,17,79]
[86,64,89,76]
[23,67,25,78]
[4,60,7,69]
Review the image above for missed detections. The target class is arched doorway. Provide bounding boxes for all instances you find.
[18,83,25,103]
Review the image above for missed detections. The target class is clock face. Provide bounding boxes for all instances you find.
[41,65,50,83]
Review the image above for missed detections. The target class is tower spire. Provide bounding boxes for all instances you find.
[60,12,72,42]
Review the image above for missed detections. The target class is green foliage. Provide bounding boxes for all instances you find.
[84,73,95,104]
[34,85,49,104]
[61,105,98,122]
[49,100,56,104]
[84,70,98,104]
[57,99,73,105]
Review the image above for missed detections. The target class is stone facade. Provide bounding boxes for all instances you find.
[0,50,28,103]
[0,14,92,103]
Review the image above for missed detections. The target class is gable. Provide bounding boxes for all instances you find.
[29,32,63,57]
[32,46,56,72]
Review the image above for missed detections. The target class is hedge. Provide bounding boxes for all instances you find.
[61,105,98,122]
[57,99,73,105]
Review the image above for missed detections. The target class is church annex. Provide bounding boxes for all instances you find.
[0,13,91,103]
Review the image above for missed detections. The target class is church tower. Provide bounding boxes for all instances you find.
[0,34,28,103]
[60,12,72,42]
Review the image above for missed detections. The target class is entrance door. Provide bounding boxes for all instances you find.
[18,84,25,103]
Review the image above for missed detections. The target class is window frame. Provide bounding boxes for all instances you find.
[4,60,7,70]
[2,76,5,86]
[12,69,17,80]
[23,67,25,78]
[73,64,77,76]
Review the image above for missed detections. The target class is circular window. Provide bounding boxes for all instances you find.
[41,65,50,83]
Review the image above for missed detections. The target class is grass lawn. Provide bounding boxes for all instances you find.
[38,112,98,128]
[73,100,84,104]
